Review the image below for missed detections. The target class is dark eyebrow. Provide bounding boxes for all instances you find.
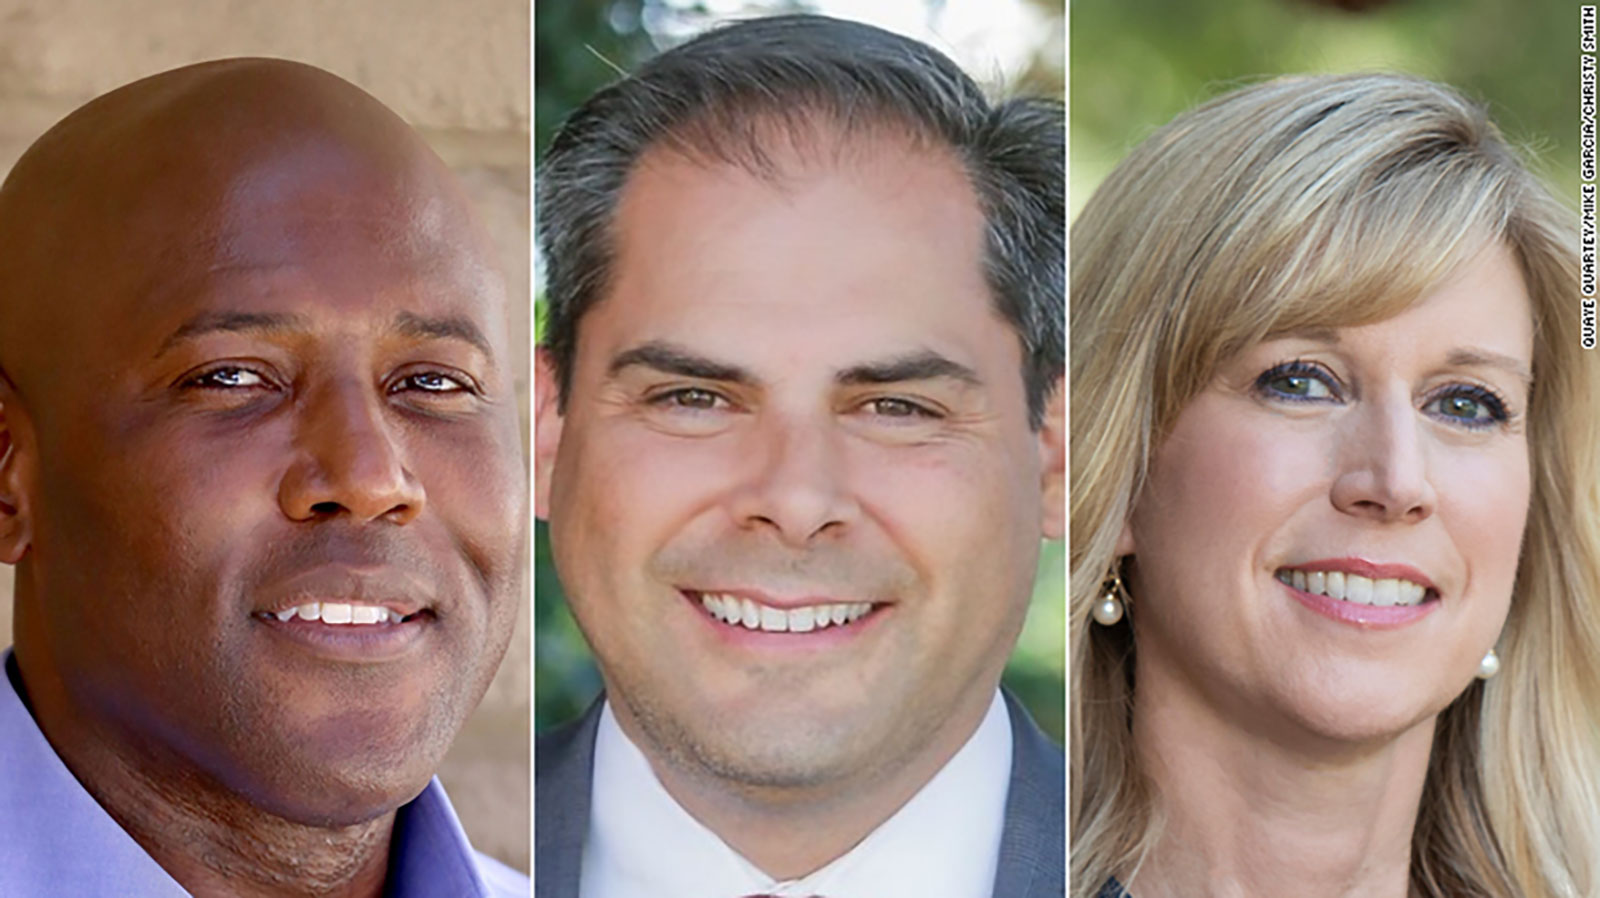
[608,340,758,385]
[155,310,494,359]
[1447,347,1534,388]
[607,342,983,390]
[392,311,493,356]
[836,350,982,388]
[155,311,308,358]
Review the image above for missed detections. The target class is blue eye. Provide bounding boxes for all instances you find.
[1426,386,1509,429]
[1256,361,1341,402]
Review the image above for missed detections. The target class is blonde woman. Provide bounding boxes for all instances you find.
[1071,73,1600,897]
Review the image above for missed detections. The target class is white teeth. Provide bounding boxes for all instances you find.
[697,592,872,633]
[1277,568,1428,607]
[1372,578,1398,607]
[759,606,788,632]
[1346,576,1373,604]
[788,606,816,632]
[1326,571,1346,600]
[275,601,399,625]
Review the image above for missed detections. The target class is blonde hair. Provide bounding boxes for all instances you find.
[1070,72,1600,897]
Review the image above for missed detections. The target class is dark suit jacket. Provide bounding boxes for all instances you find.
[534,691,1065,897]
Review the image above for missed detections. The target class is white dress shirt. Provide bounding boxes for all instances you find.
[579,690,1012,898]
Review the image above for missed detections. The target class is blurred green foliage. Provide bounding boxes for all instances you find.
[1072,0,1578,216]
[534,0,1066,742]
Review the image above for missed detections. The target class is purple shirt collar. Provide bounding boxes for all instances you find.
[0,648,526,897]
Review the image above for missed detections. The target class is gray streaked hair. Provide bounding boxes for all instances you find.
[537,13,1063,426]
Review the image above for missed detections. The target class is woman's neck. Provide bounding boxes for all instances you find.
[1126,658,1434,898]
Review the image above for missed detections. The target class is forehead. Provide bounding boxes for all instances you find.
[0,163,506,416]
[586,134,1008,373]
[103,146,504,349]
[1272,243,1533,359]
[0,67,511,410]
[1361,242,1533,360]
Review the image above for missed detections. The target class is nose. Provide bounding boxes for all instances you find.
[278,378,425,524]
[1329,389,1436,524]
[726,413,860,547]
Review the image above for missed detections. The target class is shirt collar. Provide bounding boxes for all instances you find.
[0,648,513,898]
[0,649,189,896]
[389,777,508,897]
[582,689,1013,898]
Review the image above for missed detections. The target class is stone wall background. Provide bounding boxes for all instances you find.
[0,0,530,873]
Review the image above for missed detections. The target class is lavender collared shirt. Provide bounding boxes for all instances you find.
[0,649,527,897]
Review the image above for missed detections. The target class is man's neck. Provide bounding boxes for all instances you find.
[11,650,394,898]
[1128,661,1432,898]
[615,685,999,880]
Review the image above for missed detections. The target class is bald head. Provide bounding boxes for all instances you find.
[0,58,524,841]
[0,58,502,405]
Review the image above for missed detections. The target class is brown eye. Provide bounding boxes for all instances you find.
[867,397,936,418]
[400,372,468,393]
[187,367,268,389]
[652,388,727,410]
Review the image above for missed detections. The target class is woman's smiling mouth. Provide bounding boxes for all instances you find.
[1273,569,1434,606]
[1274,559,1442,628]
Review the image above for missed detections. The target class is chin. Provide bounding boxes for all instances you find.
[695,727,870,789]
[216,705,460,828]
[1270,676,1447,750]
[632,690,879,789]
[237,751,442,829]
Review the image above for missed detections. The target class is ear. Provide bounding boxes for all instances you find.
[1038,375,1065,540]
[0,376,34,564]
[533,348,565,521]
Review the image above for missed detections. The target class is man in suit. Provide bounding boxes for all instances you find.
[534,14,1064,898]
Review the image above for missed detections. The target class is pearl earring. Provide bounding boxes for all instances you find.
[1477,648,1500,680]
[1094,570,1127,626]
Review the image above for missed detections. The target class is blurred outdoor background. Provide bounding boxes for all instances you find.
[0,0,529,872]
[535,0,1067,742]
[1073,0,1579,216]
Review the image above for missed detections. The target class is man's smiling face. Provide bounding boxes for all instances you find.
[537,129,1060,790]
[0,61,526,826]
